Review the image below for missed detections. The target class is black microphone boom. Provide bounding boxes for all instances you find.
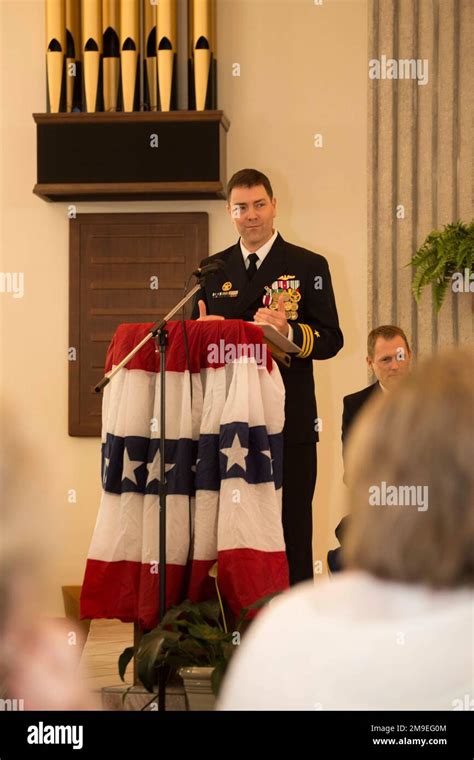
[193,259,225,278]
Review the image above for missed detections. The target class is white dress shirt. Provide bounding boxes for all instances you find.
[240,228,279,268]
[240,229,294,341]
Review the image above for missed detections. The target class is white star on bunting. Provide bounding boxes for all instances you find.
[221,433,249,473]
[146,447,176,486]
[122,448,143,485]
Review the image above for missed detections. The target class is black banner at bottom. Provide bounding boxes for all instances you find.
[0,710,472,757]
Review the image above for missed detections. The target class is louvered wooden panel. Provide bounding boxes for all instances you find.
[69,212,208,436]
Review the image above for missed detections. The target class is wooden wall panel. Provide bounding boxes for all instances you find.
[69,212,208,436]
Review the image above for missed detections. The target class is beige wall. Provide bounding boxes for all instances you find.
[0,0,368,616]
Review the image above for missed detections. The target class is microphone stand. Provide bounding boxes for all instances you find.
[94,282,202,394]
[94,271,212,711]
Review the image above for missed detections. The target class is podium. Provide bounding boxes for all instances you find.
[80,319,290,629]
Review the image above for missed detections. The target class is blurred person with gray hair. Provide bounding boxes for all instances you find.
[217,349,474,710]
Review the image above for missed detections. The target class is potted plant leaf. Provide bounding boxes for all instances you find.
[118,588,279,711]
[409,219,473,311]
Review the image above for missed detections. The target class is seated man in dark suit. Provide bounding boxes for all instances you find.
[328,325,412,573]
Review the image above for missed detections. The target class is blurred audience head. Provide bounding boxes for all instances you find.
[344,348,474,588]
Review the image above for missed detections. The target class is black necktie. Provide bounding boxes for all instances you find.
[247,253,259,281]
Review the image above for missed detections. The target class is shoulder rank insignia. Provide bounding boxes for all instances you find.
[262,274,301,320]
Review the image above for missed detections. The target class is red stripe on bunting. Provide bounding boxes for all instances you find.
[80,550,288,629]
[80,559,187,630]
[105,319,274,375]
[218,548,290,619]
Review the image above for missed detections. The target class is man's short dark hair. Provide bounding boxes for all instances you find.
[367,325,411,359]
[226,169,274,202]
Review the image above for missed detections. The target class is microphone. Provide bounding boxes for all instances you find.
[192,259,225,278]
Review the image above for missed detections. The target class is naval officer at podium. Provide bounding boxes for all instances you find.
[192,168,343,585]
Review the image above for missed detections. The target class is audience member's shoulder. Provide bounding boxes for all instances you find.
[243,580,322,636]
[250,572,473,631]
[343,382,379,405]
[256,579,317,618]
[253,575,357,621]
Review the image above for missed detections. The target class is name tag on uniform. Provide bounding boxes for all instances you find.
[212,290,239,298]
[212,281,239,298]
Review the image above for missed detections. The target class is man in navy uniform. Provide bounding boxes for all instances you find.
[192,168,343,585]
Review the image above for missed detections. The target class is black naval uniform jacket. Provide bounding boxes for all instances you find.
[191,233,344,445]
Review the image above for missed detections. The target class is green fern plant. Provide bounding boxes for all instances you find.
[409,220,474,312]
